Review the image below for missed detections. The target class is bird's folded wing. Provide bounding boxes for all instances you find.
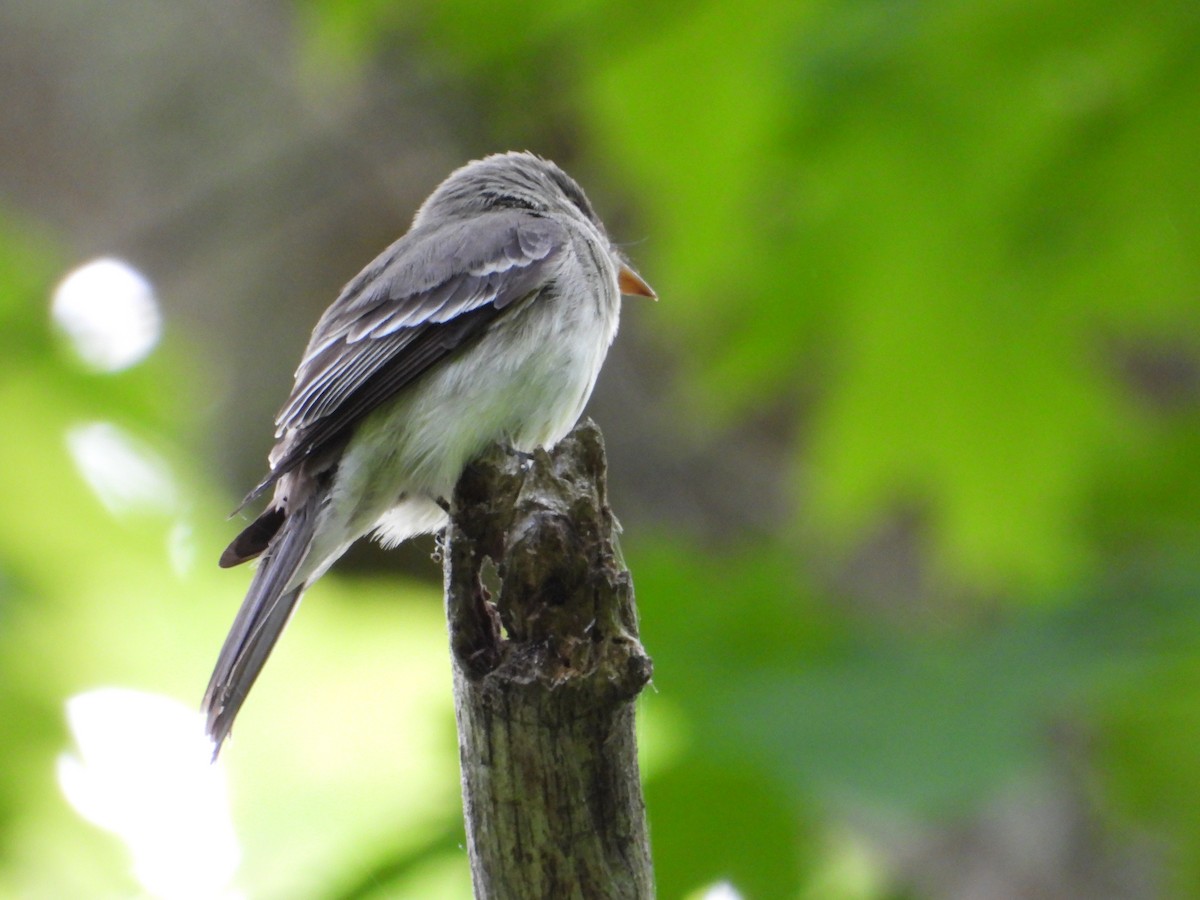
[242,212,567,504]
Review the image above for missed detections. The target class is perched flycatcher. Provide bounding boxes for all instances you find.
[203,152,654,752]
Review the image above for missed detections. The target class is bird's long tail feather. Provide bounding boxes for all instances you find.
[203,495,319,755]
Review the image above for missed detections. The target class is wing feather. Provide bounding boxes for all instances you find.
[241,211,566,504]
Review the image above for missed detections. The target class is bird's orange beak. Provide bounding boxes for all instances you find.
[618,265,657,300]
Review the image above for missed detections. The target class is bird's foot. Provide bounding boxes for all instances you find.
[504,445,536,471]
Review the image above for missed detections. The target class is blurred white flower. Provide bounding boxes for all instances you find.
[699,881,744,900]
[167,519,197,577]
[58,687,241,900]
[66,421,179,517]
[51,257,161,372]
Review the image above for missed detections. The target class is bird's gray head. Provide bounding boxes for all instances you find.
[413,151,606,233]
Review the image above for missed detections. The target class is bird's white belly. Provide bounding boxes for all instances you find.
[307,292,616,562]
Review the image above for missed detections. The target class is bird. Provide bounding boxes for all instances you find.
[202,151,655,754]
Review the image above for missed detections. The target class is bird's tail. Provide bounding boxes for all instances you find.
[203,495,319,755]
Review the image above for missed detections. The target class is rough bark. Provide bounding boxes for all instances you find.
[442,419,655,900]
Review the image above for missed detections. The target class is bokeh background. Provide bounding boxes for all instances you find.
[2,1,1199,897]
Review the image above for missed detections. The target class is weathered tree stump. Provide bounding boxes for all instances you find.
[442,420,654,899]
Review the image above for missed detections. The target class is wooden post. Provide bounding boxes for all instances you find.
[442,420,655,899]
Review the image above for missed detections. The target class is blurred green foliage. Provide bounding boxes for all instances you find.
[0,222,469,897]
[590,0,1200,594]
[3,0,1200,897]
